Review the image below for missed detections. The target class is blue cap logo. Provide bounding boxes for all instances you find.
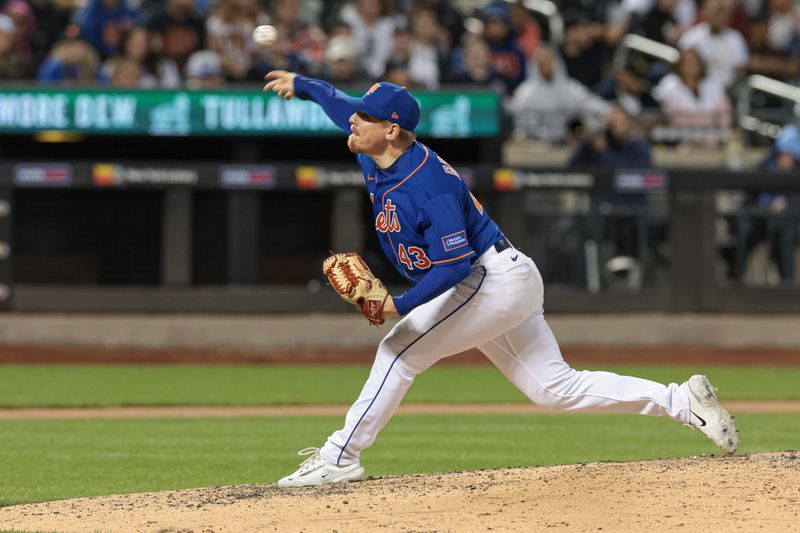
[357,82,420,132]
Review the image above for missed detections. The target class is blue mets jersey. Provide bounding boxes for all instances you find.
[295,76,504,314]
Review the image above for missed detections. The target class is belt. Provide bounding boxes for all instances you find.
[493,236,513,253]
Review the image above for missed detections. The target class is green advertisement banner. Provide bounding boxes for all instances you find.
[0,87,499,137]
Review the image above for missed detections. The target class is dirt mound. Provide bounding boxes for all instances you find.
[1,452,798,532]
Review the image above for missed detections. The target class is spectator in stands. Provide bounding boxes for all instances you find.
[559,9,607,90]
[268,0,326,76]
[37,26,101,85]
[405,6,442,89]
[620,0,696,45]
[185,48,223,88]
[382,60,413,87]
[508,0,541,59]
[319,33,367,84]
[103,25,159,87]
[626,0,681,45]
[147,0,206,87]
[26,0,71,71]
[339,0,396,79]
[107,56,142,86]
[267,0,304,29]
[206,0,269,81]
[569,105,652,167]
[508,44,610,144]
[727,122,800,284]
[677,0,748,87]
[0,13,27,78]
[746,6,800,81]
[595,56,658,117]
[446,34,503,93]
[77,0,139,60]
[569,105,655,275]
[4,0,35,65]
[653,48,732,143]
[480,1,526,95]
[764,0,800,52]
[425,0,465,54]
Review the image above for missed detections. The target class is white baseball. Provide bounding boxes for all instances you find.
[252,25,278,46]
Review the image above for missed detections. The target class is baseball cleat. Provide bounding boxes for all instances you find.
[277,447,365,488]
[681,375,739,454]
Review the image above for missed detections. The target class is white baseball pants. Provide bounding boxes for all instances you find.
[319,245,692,466]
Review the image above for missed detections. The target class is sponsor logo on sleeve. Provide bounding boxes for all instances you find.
[441,230,468,252]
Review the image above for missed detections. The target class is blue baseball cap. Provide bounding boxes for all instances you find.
[355,82,420,132]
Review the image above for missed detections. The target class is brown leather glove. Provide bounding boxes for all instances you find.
[323,252,389,326]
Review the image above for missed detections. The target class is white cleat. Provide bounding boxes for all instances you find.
[681,374,739,455]
[277,447,365,488]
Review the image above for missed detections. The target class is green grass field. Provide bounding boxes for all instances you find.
[0,364,797,506]
[0,364,798,407]
[1,413,798,506]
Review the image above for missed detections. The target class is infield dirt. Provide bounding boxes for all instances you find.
[1,452,797,532]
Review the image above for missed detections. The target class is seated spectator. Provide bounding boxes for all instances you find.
[446,34,504,94]
[268,0,326,76]
[185,49,223,88]
[0,13,27,78]
[569,105,652,168]
[4,0,35,65]
[26,0,71,71]
[626,0,680,45]
[406,6,442,89]
[746,6,800,81]
[726,123,800,284]
[147,0,206,87]
[508,0,541,58]
[653,48,732,142]
[102,25,159,87]
[206,0,269,81]
[595,57,658,117]
[426,0,465,54]
[480,1,526,95]
[764,0,800,52]
[37,27,101,85]
[569,105,655,274]
[382,60,413,87]
[559,9,607,90]
[319,34,367,84]
[106,56,142,86]
[508,44,610,144]
[677,0,748,87]
[621,0,696,45]
[339,0,396,79]
[77,0,139,60]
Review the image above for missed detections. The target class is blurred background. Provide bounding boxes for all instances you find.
[0,0,799,317]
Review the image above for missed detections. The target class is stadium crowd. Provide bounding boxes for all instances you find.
[0,0,795,140]
[0,0,796,155]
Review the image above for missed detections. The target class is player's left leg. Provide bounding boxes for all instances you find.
[478,308,739,454]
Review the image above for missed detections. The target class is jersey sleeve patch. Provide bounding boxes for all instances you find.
[441,230,469,252]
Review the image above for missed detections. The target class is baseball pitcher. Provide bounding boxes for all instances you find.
[263,71,739,487]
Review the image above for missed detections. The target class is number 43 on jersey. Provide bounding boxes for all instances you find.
[398,244,430,270]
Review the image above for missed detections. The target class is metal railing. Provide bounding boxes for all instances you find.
[737,75,800,140]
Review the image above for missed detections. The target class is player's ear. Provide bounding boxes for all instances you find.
[386,123,401,141]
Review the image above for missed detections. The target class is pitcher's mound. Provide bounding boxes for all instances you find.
[2,452,798,532]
